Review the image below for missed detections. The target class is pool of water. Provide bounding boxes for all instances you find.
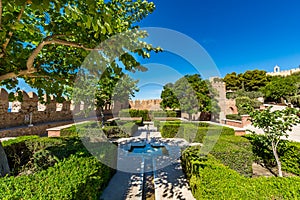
[128,143,168,156]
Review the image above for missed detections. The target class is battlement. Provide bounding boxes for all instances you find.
[129,99,162,110]
[0,88,91,129]
[266,65,300,76]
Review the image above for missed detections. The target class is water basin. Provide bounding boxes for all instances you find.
[128,143,168,156]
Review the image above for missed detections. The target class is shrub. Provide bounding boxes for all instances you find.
[226,114,242,121]
[236,96,262,115]
[161,124,181,138]
[3,137,91,175]
[151,110,178,118]
[246,134,300,176]
[182,147,300,200]
[0,156,115,199]
[0,137,116,199]
[161,122,253,176]
[119,109,150,121]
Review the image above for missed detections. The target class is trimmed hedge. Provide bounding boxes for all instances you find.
[161,122,253,176]
[246,134,300,176]
[0,136,116,199]
[119,109,151,121]
[182,147,300,199]
[151,110,178,118]
[0,156,114,199]
[61,121,138,138]
[226,114,242,121]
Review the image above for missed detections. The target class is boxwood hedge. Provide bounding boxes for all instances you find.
[0,136,116,199]
[161,122,253,176]
[182,147,300,200]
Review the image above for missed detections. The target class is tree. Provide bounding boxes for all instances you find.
[223,70,269,92]
[0,0,161,175]
[160,83,180,110]
[261,76,299,104]
[160,74,218,120]
[95,73,139,123]
[0,0,160,101]
[248,106,300,177]
[223,72,240,91]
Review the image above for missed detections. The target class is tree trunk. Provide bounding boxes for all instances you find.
[272,141,283,177]
[0,142,10,177]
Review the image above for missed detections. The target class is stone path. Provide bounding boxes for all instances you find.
[100,123,195,200]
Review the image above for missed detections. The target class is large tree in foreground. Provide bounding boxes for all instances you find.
[0,0,160,101]
[0,0,161,176]
[248,106,300,177]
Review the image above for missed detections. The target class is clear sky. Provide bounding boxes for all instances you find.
[129,0,300,99]
[15,0,300,100]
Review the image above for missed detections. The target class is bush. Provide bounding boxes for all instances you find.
[226,114,242,121]
[161,124,181,138]
[236,96,262,115]
[0,137,116,199]
[151,110,178,118]
[182,147,300,200]
[3,137,94,175]
[61,121,138,139]
[160,122,253,176]
[119,109,150,121]
[0,156,114,199]
[246,134,300,176]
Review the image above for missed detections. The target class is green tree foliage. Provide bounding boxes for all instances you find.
[160,83,180,110]
[223,70,269,92]
[262,74,300,104]
[160,74,219,120]
[235,96,262,115]
[248,106,300,177]
[0,0,160,101]
[223,72,240,91]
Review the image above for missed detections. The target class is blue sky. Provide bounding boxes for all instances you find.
[130,0,300,99]
[15,0,300,100]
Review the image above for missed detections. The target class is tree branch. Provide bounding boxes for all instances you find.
[2,5,25,52]
[26,37,103,73]
[0,69,37,81]
[1,37,103,81]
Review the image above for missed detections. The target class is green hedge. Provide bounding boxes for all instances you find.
[226,114,242,121]
[118,109,151,121]
[0,156,114,199]
[246,134,300,176]
[0,136,116,199]
[151,110,178,118]
[182,147,300,200]
[160,122,253,176]
[61,121,138,138]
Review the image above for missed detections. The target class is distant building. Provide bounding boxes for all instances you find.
[266,65,300,76]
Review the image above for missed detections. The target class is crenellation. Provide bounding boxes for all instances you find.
[0,89,75,129]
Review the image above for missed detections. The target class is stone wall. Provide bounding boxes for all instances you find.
[210,80,238,121]
[266,65,300,77]
[129,99,162,110]
[221,115,251,128]
[0,88,103,129]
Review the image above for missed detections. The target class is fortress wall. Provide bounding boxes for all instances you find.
[0,88,88,129]
[129,99,162,110]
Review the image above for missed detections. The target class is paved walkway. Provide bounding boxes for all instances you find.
[100,123,195,200]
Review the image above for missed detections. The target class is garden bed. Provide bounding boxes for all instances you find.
[0,136,116,199]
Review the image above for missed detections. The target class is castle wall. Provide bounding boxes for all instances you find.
[0,88,91,129]
[266,66,300,76]
[129,99,162,110]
